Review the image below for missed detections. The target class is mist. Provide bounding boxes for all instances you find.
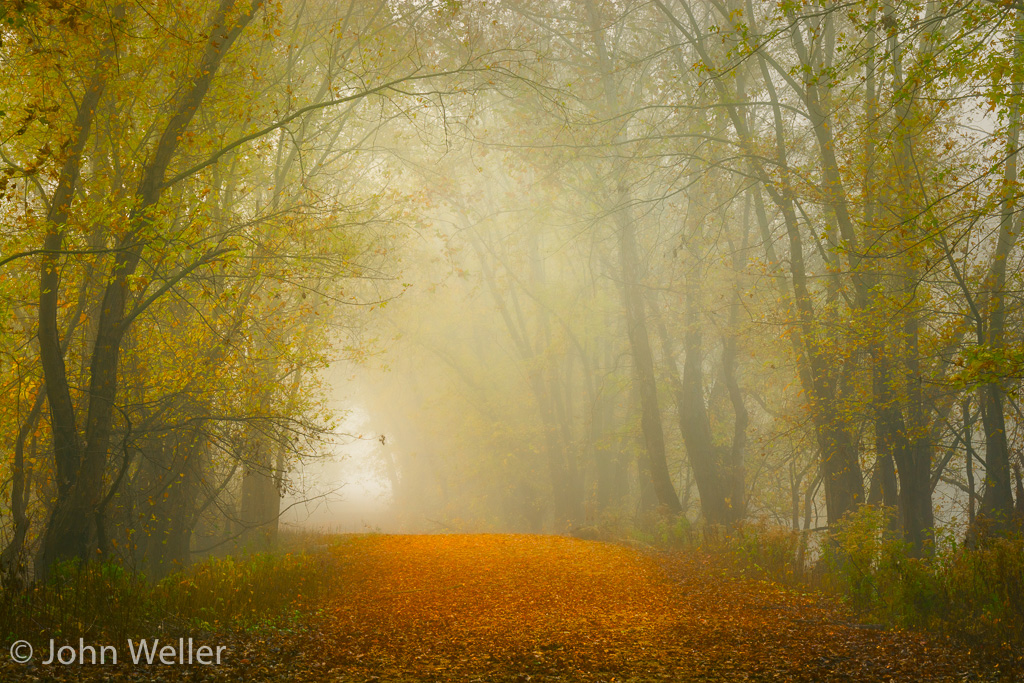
[5,1,1024,679]
[1,0,1022,593]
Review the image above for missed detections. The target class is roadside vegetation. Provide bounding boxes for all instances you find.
[631,509,1024,666]
[0,545,334,646]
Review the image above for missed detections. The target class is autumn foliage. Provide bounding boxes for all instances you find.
[298,535,1004,682]
[4,533,1011,681]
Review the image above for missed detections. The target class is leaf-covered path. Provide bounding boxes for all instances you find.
[295,534,984,682]
[5,534,1000,682]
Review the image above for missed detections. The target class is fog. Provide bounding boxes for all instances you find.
[280,404,392,533]
[2,0,1023,583]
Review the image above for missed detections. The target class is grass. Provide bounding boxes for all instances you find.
[690,508,1024,658]
[0,545,337,647]
[616,505,1023,665]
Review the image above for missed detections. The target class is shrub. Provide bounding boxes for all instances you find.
[0,559,155,642]
[0,547,337,646]
[630,513,695,549]
[727,521,803,584]
[939,534,1024,648]
[637,508,1023,652]
[155,551,331,631]
[822,506,914,614]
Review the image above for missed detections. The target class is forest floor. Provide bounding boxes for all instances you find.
[5,534,1012,682]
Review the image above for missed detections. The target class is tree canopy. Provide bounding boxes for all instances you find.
[3,0,1024,584]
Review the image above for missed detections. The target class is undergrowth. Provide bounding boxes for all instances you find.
[628,506,1024,657]
[0,547,336,646]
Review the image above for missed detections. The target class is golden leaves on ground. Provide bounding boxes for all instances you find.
[324,535,675,680]
[2,534,1001,681]
[311,535,987,682]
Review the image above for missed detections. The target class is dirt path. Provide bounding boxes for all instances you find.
[293,534,989,682]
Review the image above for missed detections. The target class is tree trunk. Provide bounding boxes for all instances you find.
[655,0,864,524]
[36,0,261,578]
[976,14,1022,526]
[1,393,43,585]
[584,0,680,514]
[240,440,281,551]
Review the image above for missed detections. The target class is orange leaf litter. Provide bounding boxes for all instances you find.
[312,534,984,682]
